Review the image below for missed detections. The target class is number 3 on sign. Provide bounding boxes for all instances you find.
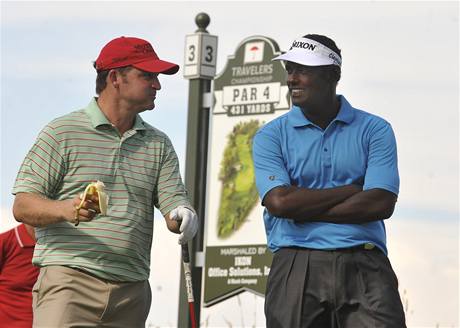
[188,45,196,62]
[201,36,217,66]
[185,35,199,65]
[205,46,213,63]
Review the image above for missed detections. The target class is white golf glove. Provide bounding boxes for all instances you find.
[170,206,199,244]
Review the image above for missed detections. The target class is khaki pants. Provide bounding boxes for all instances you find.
[32,266,151,328]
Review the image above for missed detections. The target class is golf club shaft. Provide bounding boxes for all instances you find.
[182,243,197,328]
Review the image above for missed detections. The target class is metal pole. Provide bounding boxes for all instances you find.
[178,13,213,328]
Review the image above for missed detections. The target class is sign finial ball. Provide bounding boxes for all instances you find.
[195,12,210,32]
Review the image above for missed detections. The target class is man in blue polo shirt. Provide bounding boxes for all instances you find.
[252,34,406,327]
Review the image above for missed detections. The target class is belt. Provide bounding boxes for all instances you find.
[322,243,376,251]
[288,243,377,252]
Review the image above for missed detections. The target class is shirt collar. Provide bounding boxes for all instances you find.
[287,105,313,127]
[287,95,355,127]
[84,98,148,131]
[132,114,148,131]
[334,95,355,124]
[14,224,35,248]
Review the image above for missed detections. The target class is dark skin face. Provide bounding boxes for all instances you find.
[285,61,340,129]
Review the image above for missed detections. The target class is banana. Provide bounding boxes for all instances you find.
[77,181,109,215]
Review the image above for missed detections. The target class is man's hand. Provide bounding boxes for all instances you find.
[69,193,101,226]
[169,206,199,244]
[13,192,100,228]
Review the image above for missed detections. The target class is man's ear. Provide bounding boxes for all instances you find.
[108,69,119,88]
[333,66,341,83]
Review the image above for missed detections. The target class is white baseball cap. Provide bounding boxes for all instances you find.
[273,37,342,67]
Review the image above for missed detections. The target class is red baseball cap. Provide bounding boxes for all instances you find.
[94,36,179,75]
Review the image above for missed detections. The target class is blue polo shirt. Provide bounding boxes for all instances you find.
[252,95,399,254]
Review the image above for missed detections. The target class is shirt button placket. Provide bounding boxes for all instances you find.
[113,136,123,177]
[322,134,332,168]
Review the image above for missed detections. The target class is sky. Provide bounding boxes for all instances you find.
[1,1,459,327]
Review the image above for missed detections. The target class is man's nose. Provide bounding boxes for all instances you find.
[287,72,298,84]
[152,77,161,90]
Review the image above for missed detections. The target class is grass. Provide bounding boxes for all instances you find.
[217,120,261,238]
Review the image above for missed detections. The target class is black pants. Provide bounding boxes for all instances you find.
[265,247,406,328]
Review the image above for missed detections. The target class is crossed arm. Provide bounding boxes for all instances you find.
[263,185,397,224]
[255,116,399,225]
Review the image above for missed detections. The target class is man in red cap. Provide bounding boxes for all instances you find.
[12,36,199,327]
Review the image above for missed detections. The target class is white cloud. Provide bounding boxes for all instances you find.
[1,2,193,25]
[4,59,94,79]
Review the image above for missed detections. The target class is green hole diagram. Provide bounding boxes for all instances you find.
[217,120,261,238]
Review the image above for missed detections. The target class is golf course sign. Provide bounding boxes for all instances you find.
[203,36,290,306]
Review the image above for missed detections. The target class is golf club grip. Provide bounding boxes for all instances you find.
[182,243,191,263]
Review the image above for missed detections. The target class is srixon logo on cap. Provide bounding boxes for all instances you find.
[133,44,154,54]
[329,53,341,65]
[290,41,317,51]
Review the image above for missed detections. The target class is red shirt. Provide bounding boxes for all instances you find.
[0,224,39,328]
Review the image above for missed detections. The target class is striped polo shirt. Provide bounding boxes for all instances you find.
[13,98,191,281]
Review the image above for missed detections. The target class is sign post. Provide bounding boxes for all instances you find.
[179,12,217,328]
